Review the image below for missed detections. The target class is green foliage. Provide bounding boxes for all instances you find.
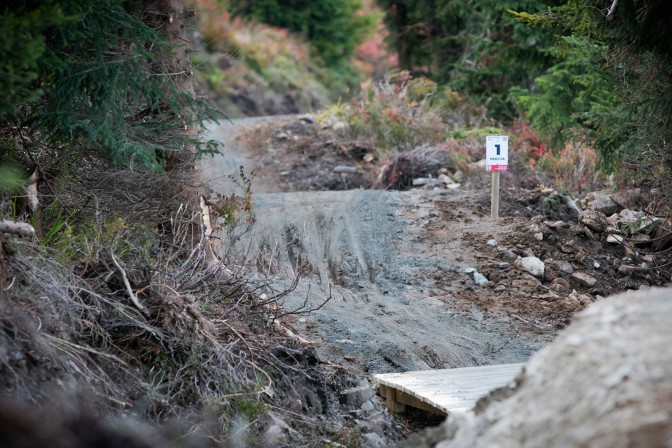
[1,1,220,171]
[331,71,447,151]
[509,35,619,146]
[226,0,374,69]
[376,0,560,119]
[211,166,255,227]
[0,165,24,193]
[0,4,68,117]
[510,1,672,196]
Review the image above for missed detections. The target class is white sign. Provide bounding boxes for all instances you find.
[485,135,509,171]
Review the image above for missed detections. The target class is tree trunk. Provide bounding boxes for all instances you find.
[144,0,213,254]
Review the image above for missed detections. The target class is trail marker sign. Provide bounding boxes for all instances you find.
[485,135,508,171]
[486,135,508,220]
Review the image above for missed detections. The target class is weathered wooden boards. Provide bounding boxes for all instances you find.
[373,363,525,415]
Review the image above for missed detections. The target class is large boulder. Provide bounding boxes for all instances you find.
[400,287,672,448]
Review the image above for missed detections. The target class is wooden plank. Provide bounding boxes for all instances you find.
[373,363,524,415]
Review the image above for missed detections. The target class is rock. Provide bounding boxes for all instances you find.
[501,250,518,263]
[605,226,621,234]
[486,239,497,247]
[562,195,582,220]
[408,287,672,448]
[543,267,557,282]
[363,153,375,163]
[534,232,543,241]
[298,113,316,124]
[612,188,641,208]
[559,245,574,254]
[377,343,416,370]
[464,267,476,274]
[569,290,593,306]
[489,271,501,282]
[579,209,609,233]
[583,190,621,215]
[360,400,376,413]
[606,233,624,244]
[560,295,582,311]
[571,271,597,288]
[618,208,639,224]
[552,260,574,274]
[512,277,541,291]
[340,382,374,408]
[544,220,569,229]
[618,264,637,275]
[523,248,536,258]
[438,173,457,185]
[516,256,545,278]
[550,278,571,294]
[275,131,290,140]
[362,432,386,448]
[473,272,489,286]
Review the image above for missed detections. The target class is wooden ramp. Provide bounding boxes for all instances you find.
[373,363,525,415]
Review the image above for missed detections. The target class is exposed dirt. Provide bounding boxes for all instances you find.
[201,115,671,440]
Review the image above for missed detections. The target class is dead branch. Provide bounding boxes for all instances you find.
[274,321,318,345]
[509,312,551,332]
[0,220,35,238]
[607,0,620,20]
[109,251,148,315]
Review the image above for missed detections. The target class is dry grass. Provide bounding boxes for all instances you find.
[0,147,338,444]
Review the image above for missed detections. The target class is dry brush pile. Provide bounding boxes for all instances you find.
[0,153,350,446]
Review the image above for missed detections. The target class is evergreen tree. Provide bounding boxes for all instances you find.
[512,1,672,191]
[375,0,561,119]
[1,0,219,171]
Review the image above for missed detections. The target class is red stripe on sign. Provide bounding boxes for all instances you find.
[486,165,508,171]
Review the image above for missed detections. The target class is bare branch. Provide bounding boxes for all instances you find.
[607,0,620,21]
[110,251,148,315]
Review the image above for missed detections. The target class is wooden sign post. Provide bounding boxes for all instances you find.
[485,136,509,220]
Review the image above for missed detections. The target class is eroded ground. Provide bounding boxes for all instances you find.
[201,115,670,439]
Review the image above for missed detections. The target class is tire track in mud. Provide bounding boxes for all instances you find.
[202,118,542,375]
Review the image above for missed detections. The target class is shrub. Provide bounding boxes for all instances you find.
[323,71,462,151]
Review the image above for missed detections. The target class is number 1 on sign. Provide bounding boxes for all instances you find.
[495,144,500,156]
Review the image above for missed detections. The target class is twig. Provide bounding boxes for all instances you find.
[607,0,620,20]
[273,321,318,345]
[4,277,16,291]
[136,283,180,297]
[110,251,148,315]
[509,312,550,332]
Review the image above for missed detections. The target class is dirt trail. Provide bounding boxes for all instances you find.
[201,117,544,374]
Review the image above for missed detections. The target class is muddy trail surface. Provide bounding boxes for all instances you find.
[202,115,666,377]
[204,117,539,377]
